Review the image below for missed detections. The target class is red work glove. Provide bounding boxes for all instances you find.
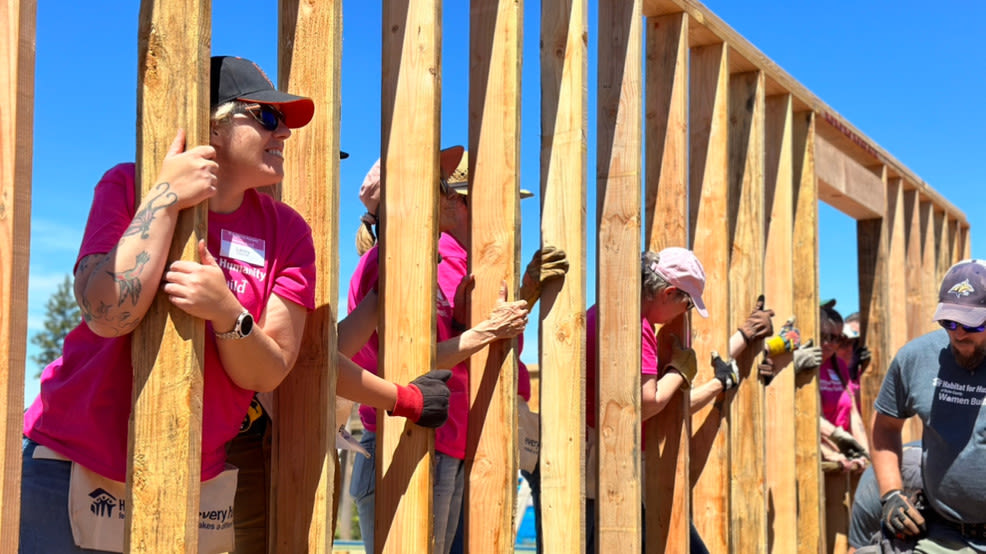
[389,370,452,428]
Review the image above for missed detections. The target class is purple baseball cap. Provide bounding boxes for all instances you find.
[652,247,708,317]
[934,259,986,327]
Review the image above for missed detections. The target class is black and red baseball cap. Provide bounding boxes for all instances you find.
[210,56,314,128]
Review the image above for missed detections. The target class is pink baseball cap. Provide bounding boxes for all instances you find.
[358,146,466,216]
[651,247,708,317]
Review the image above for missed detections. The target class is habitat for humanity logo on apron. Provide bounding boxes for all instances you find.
[33,445,237,553]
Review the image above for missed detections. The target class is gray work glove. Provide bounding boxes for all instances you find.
[880,489,926,539]
[793,339,823,373]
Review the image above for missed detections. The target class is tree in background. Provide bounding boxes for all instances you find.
[30,275,79,377]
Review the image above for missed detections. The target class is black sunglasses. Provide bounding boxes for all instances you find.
[938,319,986,333]
[243,104,285,131]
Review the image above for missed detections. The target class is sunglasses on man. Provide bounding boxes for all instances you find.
[938,319,986,333]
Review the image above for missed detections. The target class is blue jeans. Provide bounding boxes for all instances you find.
[19,438,104,553]
[350,430,465,554]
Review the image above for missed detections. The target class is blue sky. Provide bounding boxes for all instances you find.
[23,0,985,403]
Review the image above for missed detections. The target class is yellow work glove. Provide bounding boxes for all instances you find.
[520,245,569,306]
[666,336,698,389]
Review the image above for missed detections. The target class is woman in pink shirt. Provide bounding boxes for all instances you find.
[20,57,447,554]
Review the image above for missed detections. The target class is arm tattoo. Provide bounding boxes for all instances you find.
[122,182,178,239]
[110,251,151,307]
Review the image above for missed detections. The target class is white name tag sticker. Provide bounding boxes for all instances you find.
[221,230,266,267]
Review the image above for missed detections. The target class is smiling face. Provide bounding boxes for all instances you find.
[211,102,292,191]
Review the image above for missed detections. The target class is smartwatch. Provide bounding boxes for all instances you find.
[215,311,254,340]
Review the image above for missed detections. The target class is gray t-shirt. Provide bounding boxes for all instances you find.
[875,329,986,523]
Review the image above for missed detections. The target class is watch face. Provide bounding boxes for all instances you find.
[239,313,254,337]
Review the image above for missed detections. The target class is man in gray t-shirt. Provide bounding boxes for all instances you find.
[872,259,986,553]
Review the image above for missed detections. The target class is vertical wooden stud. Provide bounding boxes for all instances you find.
[763,93,796,553]
[688,41,730,554]
[0,0,34,548]
[378,2,441,552]
[540,0,588,551]
[874,177,907,429]
[856,165,892,548]
[464,1,522,551]
[127,1,210,551]
[904,190,923,342]
[792,110,823,554]
[596,0,642,551]
[644,10,691,553]
[270,1,342,551]
[726,69,766,553]
[919,201,937,335]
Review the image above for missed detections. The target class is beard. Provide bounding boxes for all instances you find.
[951,341,986,370]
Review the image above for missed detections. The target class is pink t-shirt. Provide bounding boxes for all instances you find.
[819,356,854,431]
[24,163,316,481]
[585,304,659,431]
[348,245,460,457]
[436,233,532,402]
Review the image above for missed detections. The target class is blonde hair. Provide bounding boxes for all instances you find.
[356,224,376,256]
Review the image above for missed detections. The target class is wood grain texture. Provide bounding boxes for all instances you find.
[726,69,766,554]
[792,110,823,554]
[596,0,642,551]
[270,1,342,551]
[872,177,906,434]
[687,41,730,554]
[540,0,588,551]
[463,1,522,551]
[814,135,884,220]
[823,472,850,554]
[904,190,924,342]
[920,202,937,338]
[644,11,691,553]
[0,0,34,548]
[763,93,796,554]
[127,2,210,551]
[856,166,890,448]
[378,2,440,552]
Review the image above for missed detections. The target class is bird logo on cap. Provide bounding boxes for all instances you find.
[947,278,975,298]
